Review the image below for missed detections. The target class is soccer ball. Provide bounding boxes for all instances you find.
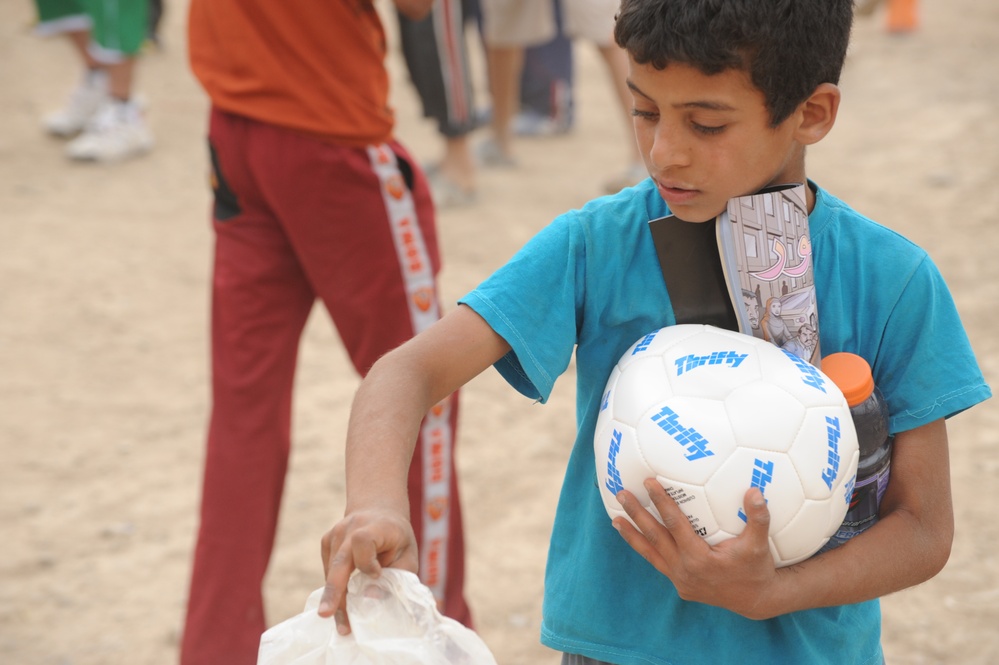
[594,324,859,567]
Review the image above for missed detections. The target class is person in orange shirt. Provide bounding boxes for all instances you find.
[180,1,471,663]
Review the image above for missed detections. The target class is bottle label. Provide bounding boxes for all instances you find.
[828,462,892,543]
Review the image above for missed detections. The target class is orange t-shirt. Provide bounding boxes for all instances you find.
[188,0,394,146]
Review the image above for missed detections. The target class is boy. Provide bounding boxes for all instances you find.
[318,1,991,663]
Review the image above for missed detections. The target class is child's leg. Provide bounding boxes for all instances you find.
[564,0,646,192]
[596,42,642,161]
[397,0,478,200]
[479,0,556,163]
[34,0,105,136]
[205,121,473,627]
[181,110,317,665]
[65,28,99,67]
[34,0,92,42]
[519,19,575,135]
[85,0,147,99]
[486,44,526,160]
[54,0,153,160]
[281,137,471,625]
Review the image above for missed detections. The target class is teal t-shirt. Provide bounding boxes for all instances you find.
[459,180,991,665]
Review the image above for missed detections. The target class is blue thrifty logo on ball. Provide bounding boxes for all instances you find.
[605,429,625,495]
[738,458,775,522]
[650,406,714,461]
[781,349,827,393]
[821,415,843,490]
[674,350,749,375]
[631,332,658,355]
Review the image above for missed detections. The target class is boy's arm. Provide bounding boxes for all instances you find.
[317,304,510,628]
[615,419,953,619]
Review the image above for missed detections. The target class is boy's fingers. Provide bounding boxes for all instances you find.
[613,513,670,569]
[318,545,354,619]
[317,581,352,636]
[318,537,381,634]
[318,528,347,616]
[318,563,354,635]
[317,584,338,617]
[616,487,678,562]
[741,488,771,544]
[617,488,653,530]
[316,511,418,635]
[318,522,376,630]
[642,479,704,551]
[350,533,386,578]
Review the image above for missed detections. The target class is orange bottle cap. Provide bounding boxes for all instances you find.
[821,352,875,407]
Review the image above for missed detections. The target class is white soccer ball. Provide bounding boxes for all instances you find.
[594,324,860,567]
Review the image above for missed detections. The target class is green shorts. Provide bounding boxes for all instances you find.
[34,0,148,59]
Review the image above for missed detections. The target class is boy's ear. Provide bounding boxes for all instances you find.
[793,83,840,146]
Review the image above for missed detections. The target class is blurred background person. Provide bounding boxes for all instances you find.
[477,0,644,193]
[34,0,153,162]
[397,0,480,208]
[179,0,471,663]
[855,0,919,33]
[515,1,574,137]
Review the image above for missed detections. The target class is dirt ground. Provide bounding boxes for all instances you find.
[1,1,997,663]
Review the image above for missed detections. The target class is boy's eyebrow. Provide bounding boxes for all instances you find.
[626,79,737,112]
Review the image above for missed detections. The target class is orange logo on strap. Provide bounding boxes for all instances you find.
[375,146,392,164]
[424,537,443,587]
[413,287,434,312]
[429,431,445,484]
[397,219,425,273]
[426,496,448,521]
[385,174,406,200]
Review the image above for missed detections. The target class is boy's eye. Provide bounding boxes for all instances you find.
[692,122,726,135]
[630,108,658,120]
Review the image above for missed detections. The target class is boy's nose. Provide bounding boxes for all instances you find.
[649,126,691,170]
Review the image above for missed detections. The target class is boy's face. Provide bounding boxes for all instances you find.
[628,59,805,223]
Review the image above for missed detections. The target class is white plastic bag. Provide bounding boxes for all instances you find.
[257,568,498,665]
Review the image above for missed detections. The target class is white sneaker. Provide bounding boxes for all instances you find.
[66,99,154,162]
[43,69,109,137]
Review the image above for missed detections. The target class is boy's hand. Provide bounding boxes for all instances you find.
[318,508,419,634]
[614,480,779,619]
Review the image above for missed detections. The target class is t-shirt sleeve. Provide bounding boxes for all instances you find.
[458,214,583,403]
[874,253,991,433]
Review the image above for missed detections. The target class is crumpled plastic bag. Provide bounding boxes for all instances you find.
[257,568,498,665]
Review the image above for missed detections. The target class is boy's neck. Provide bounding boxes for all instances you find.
[805,180,816,213]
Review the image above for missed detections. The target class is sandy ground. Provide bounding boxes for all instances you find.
[1,1,998,663]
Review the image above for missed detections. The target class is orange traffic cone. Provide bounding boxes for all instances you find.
[885,0,918,33]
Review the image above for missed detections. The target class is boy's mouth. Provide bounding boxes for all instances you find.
[654,178,700,206]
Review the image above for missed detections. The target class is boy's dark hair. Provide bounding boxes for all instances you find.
[614,0,853,126]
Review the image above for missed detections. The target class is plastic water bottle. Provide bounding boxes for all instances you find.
[820,352,893,551]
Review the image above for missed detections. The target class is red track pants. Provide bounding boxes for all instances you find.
[180,109,470,665]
